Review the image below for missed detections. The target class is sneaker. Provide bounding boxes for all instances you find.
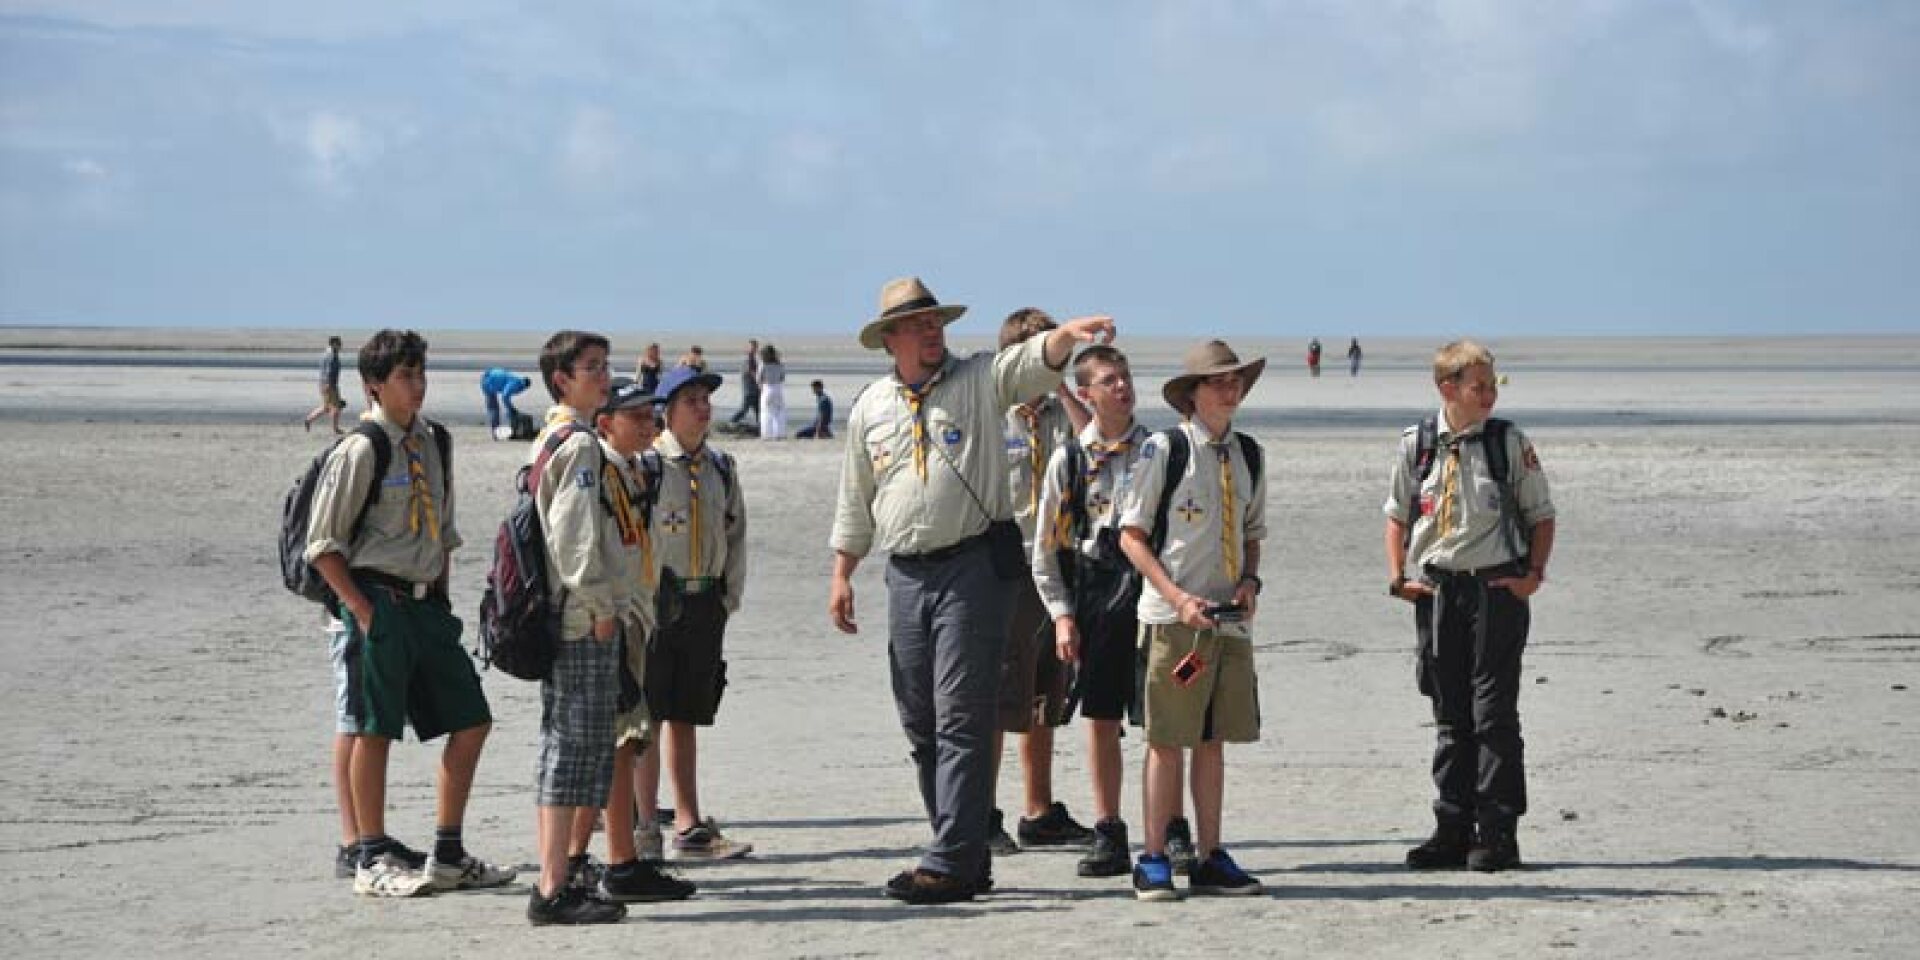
[426,853,517,892]
[353,852,434,898]
[636,822,665,862]
[883,868,976,905]
[1131,853,1182,902]
[670,818,753,861]
[334,844,356,880]
[1017,801,1097,849]
[986,808,1021,856]
[599,859,696,903]
[1468,825,1521,873]
[362,837,428,871]
[567,853,608,891]
[1165,817,1198,875]
[655,807,676,826]
[1405,822,1475,870]
[527,885,627,926]
[1078,818,1131,878]
[1189,848,1263,896]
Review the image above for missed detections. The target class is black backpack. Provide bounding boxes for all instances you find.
[279,421,451,609]
[1146,427,1264,555]
[1055,440,1144,624]
[475,423,590,681]
[1402,415,1523,556]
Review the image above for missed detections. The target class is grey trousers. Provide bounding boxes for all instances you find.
[885,537,1008,881]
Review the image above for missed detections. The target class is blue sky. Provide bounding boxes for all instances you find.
[2,1,1916,336]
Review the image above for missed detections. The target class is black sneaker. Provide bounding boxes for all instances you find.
[567,853,607,891]
[599,859,696,903]
[1165,817,1198,875]
[1468,825,1521,873]
[1078,818,1130,878]
[1406,822,1475,870]
[987,808,1021,856]
[883,868,977,905]
[1017,801,1097,849]
[527,885,627,926]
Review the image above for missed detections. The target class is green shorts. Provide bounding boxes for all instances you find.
[340,587,492,742]
[1139,622,1260,748]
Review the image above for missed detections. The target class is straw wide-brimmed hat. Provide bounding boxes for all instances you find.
[858,277,968,350]
[1162,339,1267,416]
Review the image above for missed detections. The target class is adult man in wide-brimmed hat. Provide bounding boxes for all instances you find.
[829,276,1115,905]
[1115,338,1270,901]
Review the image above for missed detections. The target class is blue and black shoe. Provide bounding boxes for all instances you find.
[1132,852,1183,902]
[1189,847,1263,896]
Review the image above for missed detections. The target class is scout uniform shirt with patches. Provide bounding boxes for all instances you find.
[1117,420,1268,636]
[831,335,1064,559]
[598,437,659,635]
[1383,409,1554,573]
[649,431,747,614]
[1004,395,1076,553]
[1031,420,1152,620]
[531,406,624,640]
[304,407,458,584]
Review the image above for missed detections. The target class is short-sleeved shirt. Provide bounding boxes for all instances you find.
[650,432,748,613]
[319,349,341,388]
[1005,395,1076,552]
[1382,408,1555,573]
[304,408,458,583]
[1031,420,1152,620]
[1117,420,1267,633]
[531,406,622,638]
[831,337,1064,559]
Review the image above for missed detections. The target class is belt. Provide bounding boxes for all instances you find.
[676,576,725,595]
[353,569,440,601]
[891,533,983,565]
[1422,558,1529,581]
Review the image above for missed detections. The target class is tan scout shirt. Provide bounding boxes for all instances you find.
[598,437,659,634]
[531,406,622,639]
[649,432,747,614]
[1031,420,1152,620]
[1118,420,1268,633]
[1004,395,1076,552]
[831,336,1064,558]
[304,408,458,583]
[1384,409,1555,574]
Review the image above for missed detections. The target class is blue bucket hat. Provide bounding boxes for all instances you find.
[654,364,723,404]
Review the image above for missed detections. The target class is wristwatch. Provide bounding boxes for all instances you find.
[1389,575,1407,597]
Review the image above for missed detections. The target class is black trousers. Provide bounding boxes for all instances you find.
[1415,569,1531,828]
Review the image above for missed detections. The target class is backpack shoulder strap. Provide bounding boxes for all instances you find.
[637,449,665,526]
[1061,439,1088,541]
[1399,416,1437,548]
[1149,427,1191,556]
[1235,432,1263,492]
[427,419,452,490]
[1480,417,1525,558]
[356,422,392,506]
[525,422,582,496]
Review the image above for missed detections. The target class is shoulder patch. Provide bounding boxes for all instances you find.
[1522,444,1541,471]
[575,467,596,489]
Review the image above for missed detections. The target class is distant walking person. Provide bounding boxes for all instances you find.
[1348,338,1363,377]
[637,343,664,396]
[1307,338,1323,378]
[757,344,787,440]
[796,380,833,440]
[480,367,532,440]
[728,339,761,428]
[303,336,348,434]
[678,346,708,373]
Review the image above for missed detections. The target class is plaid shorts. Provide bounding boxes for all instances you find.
[537,635,620,808]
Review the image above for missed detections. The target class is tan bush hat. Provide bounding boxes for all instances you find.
[858,277,968,350]
[1162,339,1267,416]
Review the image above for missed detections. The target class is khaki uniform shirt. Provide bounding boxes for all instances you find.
[1383,408,1555,573]
[598,438,659,635]
[1004,395,1076,552]
[531,406,622,639]
[1118,420,1268,634]
[304,407,459,583]
[1031,420,1152,620]
[649,432,747,614]
[831,337,1064,558]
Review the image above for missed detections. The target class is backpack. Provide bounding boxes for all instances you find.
[1147,427,1264,555]
[1402,415,1523,557]
[475,423,588,681]
[279,420,451,609]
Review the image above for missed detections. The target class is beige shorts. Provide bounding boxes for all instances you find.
[615,617,652,749]
[1139,622,1260,748]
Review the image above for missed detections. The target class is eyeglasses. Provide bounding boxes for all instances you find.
[574,360,610,375]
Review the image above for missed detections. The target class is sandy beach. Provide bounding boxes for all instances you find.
[1,331,1916,958]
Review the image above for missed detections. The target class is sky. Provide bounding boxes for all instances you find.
[1,1,1916,337]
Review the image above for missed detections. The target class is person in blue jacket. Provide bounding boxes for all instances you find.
[480,367,532,438]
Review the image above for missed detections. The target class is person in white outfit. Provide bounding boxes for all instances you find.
[757,345,787,440]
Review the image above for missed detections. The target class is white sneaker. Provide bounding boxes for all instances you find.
[636,822,664,862]
[670,818,753,861]
[427,853,517,891]
[354,852,434,898]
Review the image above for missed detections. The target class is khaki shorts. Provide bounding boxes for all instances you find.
[615,617,652,749]
[997,573,1068,732]
[1139,622,1260,748]
[321,383,344,408]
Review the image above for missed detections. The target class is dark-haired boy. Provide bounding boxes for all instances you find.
[525,330,628,925]
[305,329,511,899]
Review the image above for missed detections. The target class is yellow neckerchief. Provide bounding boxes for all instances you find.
[366,406,438,541]
[1048,421,1138,551]
[600,452,655,586]
[1433,409,1479,536]
[1210,438,1237,582]
[893,357,953,484]
[1014,402,1046,516]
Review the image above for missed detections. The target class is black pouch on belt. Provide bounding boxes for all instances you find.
[985,520,1025,581]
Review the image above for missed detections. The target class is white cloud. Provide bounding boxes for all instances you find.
[63,157,108,179]
[269,109,386,196]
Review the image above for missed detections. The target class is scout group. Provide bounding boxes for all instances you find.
[301,276,1555,924]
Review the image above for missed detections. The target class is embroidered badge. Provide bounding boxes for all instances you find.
[661,508,689,534]
[383,473,411,488]
[944,427,963,446]
[1419,493,1434,515]
[1140,442,1157,461]
[870,443,894,469]
[1176,497,1205,523]
[1088,491,1113,517]
[575,468,596,489]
